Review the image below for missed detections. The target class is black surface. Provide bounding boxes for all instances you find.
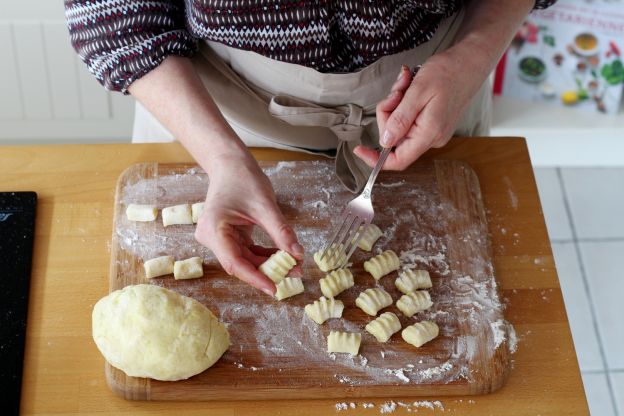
[0,192,37,415]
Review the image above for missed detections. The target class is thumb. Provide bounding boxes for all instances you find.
[258,205,304,259]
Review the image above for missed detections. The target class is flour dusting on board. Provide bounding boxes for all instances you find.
[116,161,513,389]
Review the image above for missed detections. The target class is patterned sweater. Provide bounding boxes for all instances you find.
[65,1,555,93]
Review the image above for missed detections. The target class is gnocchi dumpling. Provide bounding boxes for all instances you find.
[304,297,344,324]
[143,255,174,279]
[259,250,297,283]
[191,202,204,223]
[327,331,361,355]
[396,290,433,317]
[355,287,393,316]
[319,268,354,298]
[363,250,400,280]
[275,277,305,300]
[365,312,401,343]
[395,269,432,294]
[402,321,439,348]
[126,204,158,222]
[313,244,347,272]
[173,257,204,280]
[162,204,193,226]
[353,224,383,251]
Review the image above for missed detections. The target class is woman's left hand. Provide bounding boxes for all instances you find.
[353,51,487,170]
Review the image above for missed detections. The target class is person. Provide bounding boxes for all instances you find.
[65,0,554,296]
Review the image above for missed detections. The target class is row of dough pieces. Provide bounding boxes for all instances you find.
[257,225,439,355]
[126,203,204,226]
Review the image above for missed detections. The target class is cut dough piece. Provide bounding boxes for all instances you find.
[396,290,433,317]
[275,277,305,300]
[259,250,296,284]
[92,284,230,381]
[126,204,157,222]
[395,269,432,294]
[353,224,383,251]
[355,287,393,316]
[174,257,204,280]
[191,202,204,223]
[365,312,401,343]
[143,255,174,279]
[402,321,439,348]
[363,250,400,280]
[304,296,344,324]
[313,244,347,272]
[319,268,354,298]
[327,331,361,355]
[162,204,193,227]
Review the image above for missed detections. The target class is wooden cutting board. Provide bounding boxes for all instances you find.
[107,159,511,401]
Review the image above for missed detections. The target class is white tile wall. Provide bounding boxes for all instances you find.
[582,373,617,416]
[533,168,573,240]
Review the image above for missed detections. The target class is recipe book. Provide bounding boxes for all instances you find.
[494,0,624,115]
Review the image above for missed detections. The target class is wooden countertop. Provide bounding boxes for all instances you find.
[2,138,588,415]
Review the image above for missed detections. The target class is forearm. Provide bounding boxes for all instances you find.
[441,0,534,90]
[128,56,251,174]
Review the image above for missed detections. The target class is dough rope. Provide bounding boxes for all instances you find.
[319,268,354,298]
[275,277,305,300]
[258,250,297,283]
[355,287,393,316]
[402,321,439,348]
[304,296,344,324]
[365,312,401,343]
[327,331,361,355]
[396,290,433,317]
[395,269,432,294]
[363,250,400,280]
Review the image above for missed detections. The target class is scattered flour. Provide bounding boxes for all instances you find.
[380,401,397,414]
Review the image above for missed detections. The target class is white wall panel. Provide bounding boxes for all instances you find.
[0,23,24,120]
[12,22,53,120]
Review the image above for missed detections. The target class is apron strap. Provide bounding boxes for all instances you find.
[269,95,375,192]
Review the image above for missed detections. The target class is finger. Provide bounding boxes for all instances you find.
[211,227,277,296]
[241,246,269,268]
[353,145,382,169]
[257,206,304,259]
[380,126,433,171]
[390,65,412,93]
[376,90,404,114]
[380,80,431,148]
[288,264,303,278]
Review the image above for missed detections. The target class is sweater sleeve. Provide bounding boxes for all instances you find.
[533,0,557,9]
[64,0,197,93]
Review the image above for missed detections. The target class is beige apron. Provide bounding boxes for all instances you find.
[133,8,491,192]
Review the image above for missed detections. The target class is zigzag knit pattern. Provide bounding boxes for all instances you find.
[64,0,556,93]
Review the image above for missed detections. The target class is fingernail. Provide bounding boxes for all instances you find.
[263,287,275,297]
[381,130,393,147]
[396,69,405,81]
[291,243,304,256]
[387,90,398,99]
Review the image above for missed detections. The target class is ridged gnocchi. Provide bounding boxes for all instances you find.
[396,290,433,317]
[365,312,401,343]
[327,331,361,355]
[275,277,305,300]
[395,269,432,294]
[313,244,347,272]
[355,287,393,316]
[353,224,383,251]
[363,250,400,280]
[259,250,297,283]
[319,268,354,298]
[402,321,439,348]
[304,297,344,324]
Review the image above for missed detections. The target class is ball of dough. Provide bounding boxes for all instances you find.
[92,284,230,381]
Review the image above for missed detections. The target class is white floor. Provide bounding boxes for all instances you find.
[534,167,624,416]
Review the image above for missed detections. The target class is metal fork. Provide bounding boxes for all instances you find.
[318,146,393,267]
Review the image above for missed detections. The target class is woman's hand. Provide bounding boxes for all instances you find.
[353,51,484,170]
[194,153,304,296]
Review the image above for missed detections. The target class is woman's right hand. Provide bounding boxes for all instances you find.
[194,152,304,296]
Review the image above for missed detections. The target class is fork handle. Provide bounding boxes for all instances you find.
[361,147,392,198]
